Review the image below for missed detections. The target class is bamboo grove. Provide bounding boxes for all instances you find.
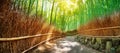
[13,0,120,31]
[0,0,62,53]
[0,0,120,53]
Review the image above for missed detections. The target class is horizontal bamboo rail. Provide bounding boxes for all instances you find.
[1,26,120,41]
[77,26,120,38]
[0,33,53,41]
[0,25,120,53]
[22,36,62,53]
[79,26,120,32]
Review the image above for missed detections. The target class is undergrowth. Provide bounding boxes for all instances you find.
[78,12,120,36]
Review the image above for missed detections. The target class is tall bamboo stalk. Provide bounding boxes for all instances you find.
[53,7,58,25]
[41,0,44,16]
[36,0,38,18]
[23,0,27,13]
[27,0,32,14]
[50,0,55,24]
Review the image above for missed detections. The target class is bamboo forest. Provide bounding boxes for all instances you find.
[0,0,120,53]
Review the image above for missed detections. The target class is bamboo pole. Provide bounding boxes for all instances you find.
[79,26,120,32]
[0,33,53,41]
[22,36,62,53]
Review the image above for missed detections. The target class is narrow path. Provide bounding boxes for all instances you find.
[32,36,102,53]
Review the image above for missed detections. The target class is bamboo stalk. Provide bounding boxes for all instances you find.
[27,0,32,14]
[50,0,55,24]
[36,0,38,18]
[41,0,44,16]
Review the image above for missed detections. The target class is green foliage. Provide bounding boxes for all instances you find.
[13,0,120,31]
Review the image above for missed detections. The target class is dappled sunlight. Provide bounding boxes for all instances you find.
[58,0,78,12]
[46,26,55,45]
[82,0,86,4]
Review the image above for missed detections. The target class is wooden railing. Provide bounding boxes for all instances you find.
[0,33,63,53]
[0,33,53,41]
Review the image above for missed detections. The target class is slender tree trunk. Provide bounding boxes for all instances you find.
[20,0,24,11]
[61,11,65,31]
[41,0,44,16]
[50,0,55,24]
[36,0,38,18]
[53,8,58,25]
[23,0,27,12]
[26,0,35,15]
